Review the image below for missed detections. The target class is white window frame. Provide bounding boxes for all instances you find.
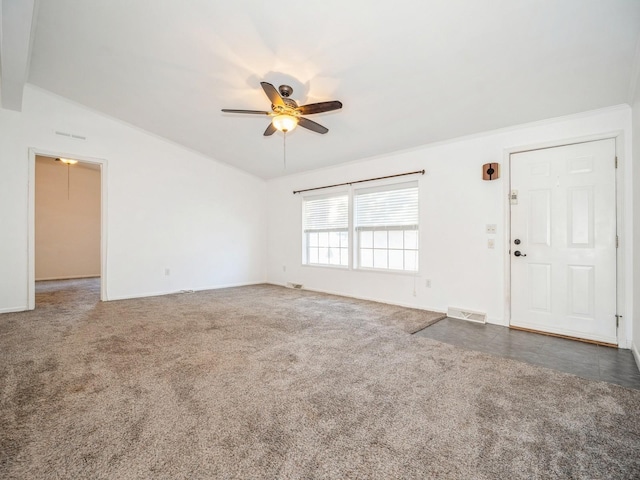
[354,181,419,273]
[302,191,350,268]
[300,180,420,273]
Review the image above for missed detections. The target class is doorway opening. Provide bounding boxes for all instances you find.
[28,149,108,309]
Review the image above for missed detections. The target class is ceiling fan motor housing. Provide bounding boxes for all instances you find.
[278,85,294,97]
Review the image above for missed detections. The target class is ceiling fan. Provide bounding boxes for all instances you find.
[222,82,342,136]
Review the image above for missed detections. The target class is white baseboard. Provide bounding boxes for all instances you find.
[632,342,640,372]
[267,282,446,314]
[106,280,266,302]
[0,305,30,314]
[36,274,100,281]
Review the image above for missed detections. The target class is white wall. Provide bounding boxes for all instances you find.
[0,86,267,311]
[267,106,633,346]
[35,156,101,280]
[632,98,640,364]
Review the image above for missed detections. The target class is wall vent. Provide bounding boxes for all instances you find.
[54,130,87,140]
[286,282,303,289]
[447,307,487,324]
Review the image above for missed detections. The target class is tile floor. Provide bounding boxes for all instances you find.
[415,317,640,390]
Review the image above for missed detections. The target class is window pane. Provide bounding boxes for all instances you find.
[329,247,341,265]
[329,232,340,247]
[360,248,373,268]
[309,247,319,264]
[405,250,418,271]
[339,231,348,247]
[309,232,319,247]
[374,231,387,248]
[318,232,329,247]
[340,247,349,266]
[405,230,418,249]
[389,250,403,270]
[374,249,388,268]
[318,248,329,264]
[360,230,373,248]
[389,230,403,249]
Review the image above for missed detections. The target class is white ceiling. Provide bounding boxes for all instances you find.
[13,1,640,178]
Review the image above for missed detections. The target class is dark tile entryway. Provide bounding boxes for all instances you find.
[415,317,640,390]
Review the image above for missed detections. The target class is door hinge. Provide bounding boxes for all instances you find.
[616,235,619,248]
[615,156,618,168]
[615,315,622,327]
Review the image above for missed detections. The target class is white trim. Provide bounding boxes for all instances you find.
[0,306,30,314]
[28,148,109,307]
[632,342,640,372]
[267,281,446,315]
[502,151,512,330]
[503,132,629,348]
[106,281,266,301]
[35,274,100,281]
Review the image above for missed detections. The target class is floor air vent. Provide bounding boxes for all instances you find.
[286,282,303,289]
[447,307,487,324]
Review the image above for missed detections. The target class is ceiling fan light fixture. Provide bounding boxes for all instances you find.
[56,157,78,165]
[272,114,298,133]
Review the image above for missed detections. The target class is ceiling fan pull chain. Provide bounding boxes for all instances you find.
[283,131,287,170]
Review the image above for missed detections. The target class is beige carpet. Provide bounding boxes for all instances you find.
[1,279,639,479]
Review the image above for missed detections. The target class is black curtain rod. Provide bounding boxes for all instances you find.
[293,169,425,195]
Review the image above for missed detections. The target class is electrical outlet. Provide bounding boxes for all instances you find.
[282,265,287,272]
[488,239,495,249]
[425,279,431,288]
[164,268,170,276]
[486,224,497,234]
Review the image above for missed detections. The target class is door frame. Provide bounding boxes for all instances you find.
[502,131,629,348]
[27,148,109,308]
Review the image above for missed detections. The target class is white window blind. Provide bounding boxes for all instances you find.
[355,182,418,230]
[303,193,349,267]
[354,182,419,271]
[303,194,348,232]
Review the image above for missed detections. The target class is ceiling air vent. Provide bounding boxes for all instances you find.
[447,307,487,324]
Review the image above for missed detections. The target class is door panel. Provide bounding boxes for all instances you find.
[510,139,617,344]
[528,263,551,312]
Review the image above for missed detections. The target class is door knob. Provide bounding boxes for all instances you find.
[514,250,527,257]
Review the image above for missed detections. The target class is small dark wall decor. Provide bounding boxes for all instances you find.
[482,163,500,181]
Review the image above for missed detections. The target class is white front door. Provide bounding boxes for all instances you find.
[510,139,617,344]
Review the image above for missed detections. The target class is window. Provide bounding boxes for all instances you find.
[303,193,349,267]
[354,182,418,271]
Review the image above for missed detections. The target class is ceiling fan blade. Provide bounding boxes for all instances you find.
[221,109,270,115]
[263,123,277,136]
[298,117,329,134]
[297,100,343,115]
[260,82,285,107]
